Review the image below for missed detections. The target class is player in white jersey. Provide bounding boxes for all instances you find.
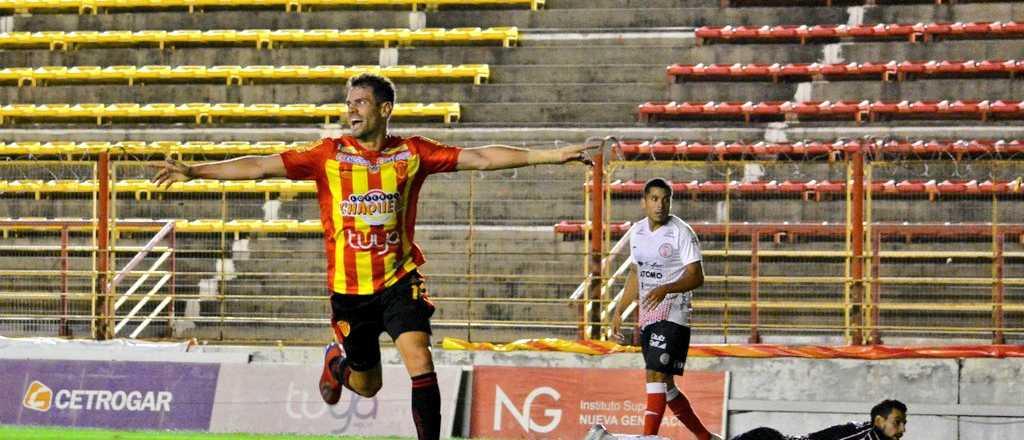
[610,178,721,440]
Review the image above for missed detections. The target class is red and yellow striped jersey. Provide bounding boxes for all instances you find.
[280,135,461,295]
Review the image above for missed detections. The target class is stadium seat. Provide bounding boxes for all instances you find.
[611,139,1024,162]
[0,28,519,49]
[0,0,544,13]
[602,179,1022,198]
[669,59,1020,83]
[695,22,1024,45]
[638,100,1024,124]
[0,102,460,125]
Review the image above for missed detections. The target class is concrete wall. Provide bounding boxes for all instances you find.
[203,344,1024,439]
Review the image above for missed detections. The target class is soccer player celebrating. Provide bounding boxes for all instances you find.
[609,178,722,440]
[152,73,594,440]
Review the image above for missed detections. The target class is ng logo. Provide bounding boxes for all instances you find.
[493,385,562,434]
[23,381,53,412]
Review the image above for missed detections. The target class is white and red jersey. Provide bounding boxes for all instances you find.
[627,215,702,329]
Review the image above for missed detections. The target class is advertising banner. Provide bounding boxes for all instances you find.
[471,366,726,439]
[0,359,219,431]
[210,364,462,437]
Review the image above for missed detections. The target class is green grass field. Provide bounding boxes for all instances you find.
[0,425,411,440]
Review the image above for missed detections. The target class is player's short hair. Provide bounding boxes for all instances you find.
[347,73,396,105]
[871,399,908,420]
[643,178,673,197]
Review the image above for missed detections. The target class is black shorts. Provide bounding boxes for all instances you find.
[640,320,691,375]
[329,271,435,372]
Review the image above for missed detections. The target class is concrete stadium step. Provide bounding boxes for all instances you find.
[12,7,845,32]
[4,124,1023,145]
[865,3,1024,25]
[669,82,798,102]
[548,0,717,7]
[12,10,412,32]
[807,79,1022,103]
[430,7,845,29]
[0,82,667,105]
[840,41,1024,65]
[456,102,637,125]
[494,64,665,83]
[0,43,822,69]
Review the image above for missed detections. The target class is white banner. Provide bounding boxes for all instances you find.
[210,363,461,437]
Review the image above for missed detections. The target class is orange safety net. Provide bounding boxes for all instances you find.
[441,337,1024,359]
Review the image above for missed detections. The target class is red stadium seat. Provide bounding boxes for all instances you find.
[778,63,816,80]
[993,21,1024,36]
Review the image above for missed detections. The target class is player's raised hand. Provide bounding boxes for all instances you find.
[150,159,192,189]
[556,143,597,166]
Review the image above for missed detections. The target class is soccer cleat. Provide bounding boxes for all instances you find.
[319,342,343,405]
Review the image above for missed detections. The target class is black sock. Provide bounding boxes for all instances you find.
[410,372,441,440]
[329,356,353,392]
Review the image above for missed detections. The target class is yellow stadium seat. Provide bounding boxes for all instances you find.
[208,65,243,85]
[133,30,168,49]
[409,28,447,44]
[239,65,276,82]
[3,141,43,154]
[203,29,238,44]
[253,141,292,154]
[164,30,202,48]
[337,29,372,44]
[101,66,138,85]
[315,103,348,124]
[32,66,68,84]
[244,103,281,118]
[280,104,317,119]
[169,65,209,80]
[238,29,272,48]
[210,103,246,120]
[308,65,345,80]
[304,29,340,44]
[138,103,180,119]
[176,103,212,123]
[96,30,133,45]
[113,141,153,155]
[136,65,173,81]
[65,66,104,82]
[104,103,141,116]
[75,141,110,155]
[214,141,253,154]
[460,64,489,84]
[486,26,518,47]
[273,65,310,80]
[0,67,36,87]
[269,29,307,45]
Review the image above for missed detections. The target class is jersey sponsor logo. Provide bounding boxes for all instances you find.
[340,189,400,226]
[22,380,173,413]
[639,270,663,279]
[658,243,673,258]
[649,333,667,350]
[345,229,400,255]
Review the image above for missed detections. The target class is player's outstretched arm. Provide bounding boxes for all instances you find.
[150,154,287,189]
[456,144,595,171]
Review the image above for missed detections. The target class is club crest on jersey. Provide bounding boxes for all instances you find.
[659,243,673,258]
[341,189,400,226]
